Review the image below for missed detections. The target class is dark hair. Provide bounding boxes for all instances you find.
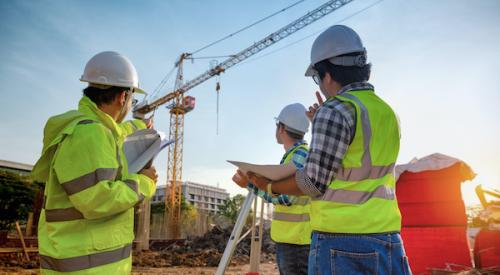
[83,86,129,106]
[278,122,304,140]
[314,52,371,87]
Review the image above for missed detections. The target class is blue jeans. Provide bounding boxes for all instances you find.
[276,242,310,275]
[308,232,412,275]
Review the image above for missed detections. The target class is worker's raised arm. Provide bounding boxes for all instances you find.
[53,122,156,220]
[295,102,355,197]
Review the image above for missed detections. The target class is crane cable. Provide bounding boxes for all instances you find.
[147,1,307,104]
[189,0,305,56]
[235,0,385,68]
[149,65,176,100]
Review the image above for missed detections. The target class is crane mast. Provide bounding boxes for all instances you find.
[134,0,354,239]
[164,53,188,239]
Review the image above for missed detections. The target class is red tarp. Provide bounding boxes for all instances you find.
[397,162,470,227]
[396,156,475,274]
[473,229,500,269]
[399,201,467,226]
[401,227,473,273]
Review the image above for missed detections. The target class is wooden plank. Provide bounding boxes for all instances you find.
[249,197,263,273]
[15,222,30,261]
[26,212,34,237]
[0,247,38,253]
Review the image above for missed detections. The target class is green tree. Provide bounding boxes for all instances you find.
[217,194,246,223]
[150,194,193,215]
[0,171,40,230]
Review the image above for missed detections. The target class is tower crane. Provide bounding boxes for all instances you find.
[133,0,353,239]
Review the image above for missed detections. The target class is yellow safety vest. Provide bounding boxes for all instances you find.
[310,90,402,234]
[32,96,156,274]
[271,143,312,245]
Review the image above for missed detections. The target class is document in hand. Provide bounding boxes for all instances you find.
[227,160,297,181]
[123,129,174,174]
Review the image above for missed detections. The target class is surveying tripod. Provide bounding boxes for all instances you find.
[216,191,268,275]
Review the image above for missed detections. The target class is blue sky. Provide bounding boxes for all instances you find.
[1,0,499,205]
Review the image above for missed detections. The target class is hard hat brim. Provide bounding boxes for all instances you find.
[81,77,146,94]
[305,64,315,77]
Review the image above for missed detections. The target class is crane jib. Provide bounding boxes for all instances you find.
[133,0,353,116]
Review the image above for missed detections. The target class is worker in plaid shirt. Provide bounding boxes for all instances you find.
[233,103,311,275]
[236,25,411,275]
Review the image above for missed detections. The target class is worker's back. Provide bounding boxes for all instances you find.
[310,89,401,234]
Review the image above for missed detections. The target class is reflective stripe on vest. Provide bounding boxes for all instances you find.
[271,143,311,245]
[293,196,310,206]
[44,180,140,222]
[335,93,395,183]
[40,243,132,272]
[45,207,84,222]
[42,196,84,222]
[321,185,395,204]
[60,119,123,196]
[124,179,139,194]
[44,177,139,222]
[62,168,118,195]
[273,212,310,222]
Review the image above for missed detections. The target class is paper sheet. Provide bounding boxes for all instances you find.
[123,129,174,173]
[227,160,297,181]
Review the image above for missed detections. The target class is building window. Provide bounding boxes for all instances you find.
[190,194,195,200]
[217,199,221,203]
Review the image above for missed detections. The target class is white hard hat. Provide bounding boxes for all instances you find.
[275,103,309,134]
[305,25,366,76]
[80,51,146,94]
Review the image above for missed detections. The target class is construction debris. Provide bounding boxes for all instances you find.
[133,225,275,268]
[0,234,38,270]
[0,225,276,271]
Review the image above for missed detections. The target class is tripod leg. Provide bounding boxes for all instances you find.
[215,192,256,275]
[249,198,266,273]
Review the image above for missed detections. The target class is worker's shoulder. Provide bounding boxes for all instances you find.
[317,98,355,119]
[293,147,308,156]
[72,119,113,140]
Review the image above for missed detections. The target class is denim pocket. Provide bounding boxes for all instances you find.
[330,249,379,275]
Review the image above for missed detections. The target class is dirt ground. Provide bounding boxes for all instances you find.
[132,262,279,275]
[0,262,279,275]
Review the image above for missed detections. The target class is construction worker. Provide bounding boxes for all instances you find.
[31,51,157,274]
[233,103,311,275]
[240,25,412,274]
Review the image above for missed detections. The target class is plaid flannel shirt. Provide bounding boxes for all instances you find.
[247,141,308,206]
[296,82,375,197]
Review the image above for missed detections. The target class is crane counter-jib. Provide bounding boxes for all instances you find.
[132,0,353,117]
